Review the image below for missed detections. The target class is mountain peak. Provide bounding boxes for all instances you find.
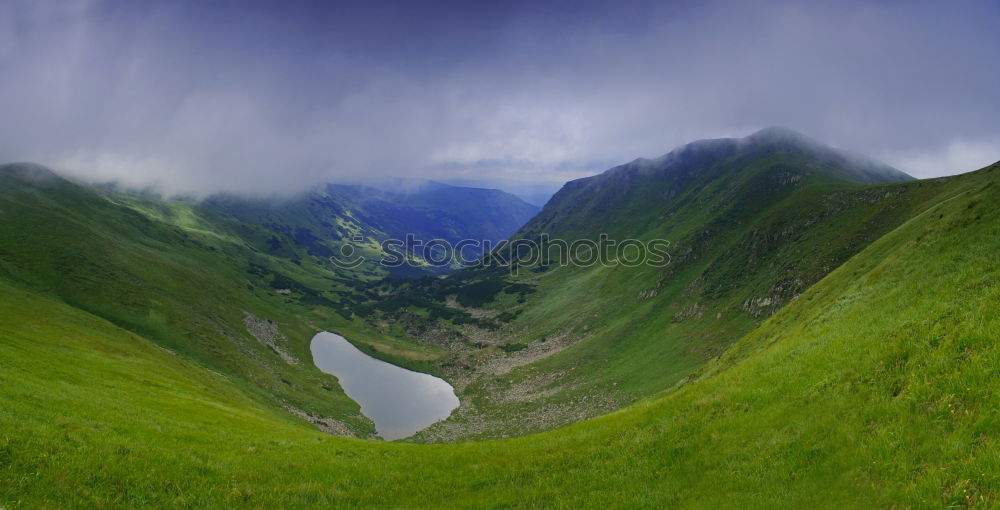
[0,163,74,192]
[0,162,60,181]
[747,126,815,143]
[744,126,839,154]
[741,127,913,184]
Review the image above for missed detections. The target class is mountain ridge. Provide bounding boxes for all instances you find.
[363,130,958,441]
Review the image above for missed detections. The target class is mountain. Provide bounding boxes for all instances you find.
[0,162,443,439]
[437,177,566,207]
[0,130,935,446]
[0,162,539,439]
[1,151,998,506]
[527,126,912,238]
[362,128,952,441]
[204,182,539,276]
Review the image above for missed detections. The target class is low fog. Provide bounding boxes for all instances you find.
[1,0,998,196]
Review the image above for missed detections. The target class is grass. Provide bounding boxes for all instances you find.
[0,165,441,437]
[1,161,998,507]
[394,146,993,440]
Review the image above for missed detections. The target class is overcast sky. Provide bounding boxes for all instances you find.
[1,0,998,195]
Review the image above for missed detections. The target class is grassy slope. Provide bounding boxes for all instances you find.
[404,142,973,440]
[0,165,448,437]
[2,162,997,507]
[30,132,918,446]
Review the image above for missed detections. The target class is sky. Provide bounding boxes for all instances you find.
[1,0,998,196]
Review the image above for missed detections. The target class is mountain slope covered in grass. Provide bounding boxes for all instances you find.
[0,128,971,447]
[0,163,455,438]
[527,126,911,239]
[2,160,997,508]
[362,128,941,440]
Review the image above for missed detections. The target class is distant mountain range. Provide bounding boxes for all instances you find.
[204,181,539,276]
[435,178,565,207]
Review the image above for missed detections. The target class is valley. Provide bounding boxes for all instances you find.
[1,131,999,507]
[352,129,985,442]
[4,2,998,507]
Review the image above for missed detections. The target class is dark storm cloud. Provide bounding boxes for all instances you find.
[0,0,998,195]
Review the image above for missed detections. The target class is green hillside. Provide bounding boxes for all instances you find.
[0,163,451,439]
[362,129,973,441]
[1,158,997,507]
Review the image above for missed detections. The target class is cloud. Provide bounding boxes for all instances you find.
[0,0,998,195]
[880,137,1000,179]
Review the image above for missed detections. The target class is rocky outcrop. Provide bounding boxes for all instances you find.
[243,312,299,364]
